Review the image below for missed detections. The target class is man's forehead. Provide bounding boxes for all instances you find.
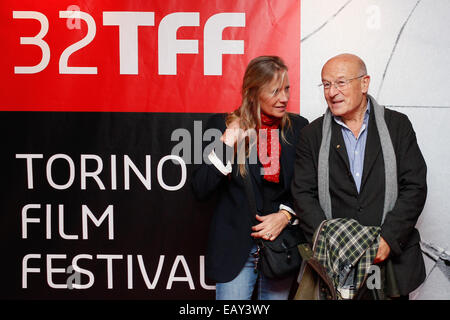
[322,58,359,78]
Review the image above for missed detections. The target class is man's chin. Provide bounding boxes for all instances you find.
[329,104,346,116]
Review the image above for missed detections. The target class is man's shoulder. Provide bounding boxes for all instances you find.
[383,107,414,134]
[301,114,324,135]
[287,112,309,128]
[384,107,409,122]
[369,94,410,124]
[379,107,419,148]
[293,114,325,149]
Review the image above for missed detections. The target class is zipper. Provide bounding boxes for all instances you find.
[253,245,261,273]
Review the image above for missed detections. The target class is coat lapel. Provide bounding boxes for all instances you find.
[248,156,262,186]
[330,120,351,171]
[280,128,295,190]
[247,146,263,211]
[361,109,381,190]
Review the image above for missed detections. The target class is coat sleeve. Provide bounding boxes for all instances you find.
[191,114,234,200]
[291,123,327,241]
[280,115,309,215]
[380,114,427,256]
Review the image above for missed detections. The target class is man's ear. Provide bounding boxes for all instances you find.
[361,75,371,93]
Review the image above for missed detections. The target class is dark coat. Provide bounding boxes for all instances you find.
[291,104,427,295]
[192,113,309,283]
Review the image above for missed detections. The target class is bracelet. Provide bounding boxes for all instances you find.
[280,210,291,222]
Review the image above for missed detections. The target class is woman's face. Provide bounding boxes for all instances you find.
[258,71,290,118]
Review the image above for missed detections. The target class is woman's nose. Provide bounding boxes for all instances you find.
[279,89,289,102]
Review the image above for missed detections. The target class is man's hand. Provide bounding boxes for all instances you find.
[373,236,391,264]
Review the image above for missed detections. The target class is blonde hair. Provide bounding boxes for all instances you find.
[226,56,292,176]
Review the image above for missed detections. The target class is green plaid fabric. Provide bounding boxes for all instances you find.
[313,218,380,299]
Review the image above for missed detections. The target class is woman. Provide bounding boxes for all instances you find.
[192,56,309,300]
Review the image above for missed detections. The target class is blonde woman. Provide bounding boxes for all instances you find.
[192,56,309,299]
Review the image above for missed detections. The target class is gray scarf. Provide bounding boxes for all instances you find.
[318,94,397,224]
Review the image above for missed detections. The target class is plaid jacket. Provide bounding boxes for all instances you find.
[313,218,380,299]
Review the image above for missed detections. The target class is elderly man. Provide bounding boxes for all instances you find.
[292,53,427,299]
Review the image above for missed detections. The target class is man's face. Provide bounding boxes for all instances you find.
[321,57,369,119]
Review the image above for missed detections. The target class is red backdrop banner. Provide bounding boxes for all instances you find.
[0,0,301,300]
[1,0,300,113]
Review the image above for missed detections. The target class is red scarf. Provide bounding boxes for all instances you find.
[257,113,281,183]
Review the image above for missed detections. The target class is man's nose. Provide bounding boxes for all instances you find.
[328,83,339,97]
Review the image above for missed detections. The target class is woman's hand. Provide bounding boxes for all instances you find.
[220,118,241,147]
[251,211,290,241]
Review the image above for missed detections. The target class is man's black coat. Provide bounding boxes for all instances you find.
[292,103,427,295]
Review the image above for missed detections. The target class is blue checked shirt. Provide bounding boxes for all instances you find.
[333,100,371,193]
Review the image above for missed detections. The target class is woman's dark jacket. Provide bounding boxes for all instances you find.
[192,113,309,282]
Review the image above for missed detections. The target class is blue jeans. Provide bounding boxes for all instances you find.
[215,245,295,300]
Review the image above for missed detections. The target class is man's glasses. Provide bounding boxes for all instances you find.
[319,74,366,90]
